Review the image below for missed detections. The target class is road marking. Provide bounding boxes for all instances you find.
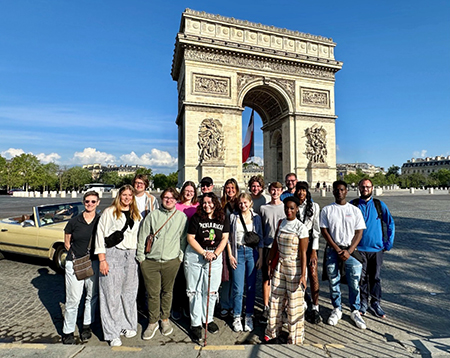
[195,345,245,350]
[112,346,142,352]
[327,344,346,349]
[0,343,47,350]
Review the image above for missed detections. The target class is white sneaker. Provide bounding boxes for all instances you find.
[109,337,122,347]
[120,329,137,338]
[233,317,243,332]
[351,310,367,329]
[244,316,253,332]
[327,308,342,326]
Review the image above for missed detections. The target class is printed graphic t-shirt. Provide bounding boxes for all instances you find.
[188,213,230,249]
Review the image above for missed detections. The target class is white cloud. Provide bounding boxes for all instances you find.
[413,150,427,158]
[336,144,340,151]
[120,149,178,168]
[72,147,116,164]
[36,152,61,163]
[1,148,60,163]
[1,148,25,158]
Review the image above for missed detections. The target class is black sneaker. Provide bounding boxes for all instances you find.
[206,321,219,334]
[62,332,76,345]
[80,325,92,341]
[191,326,203,344]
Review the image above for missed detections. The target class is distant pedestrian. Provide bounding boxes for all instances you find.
[62,191,100,345]
[315,181,320,192]
[95,184,141,347]
[351,179,395,318]
[320,180,367,330]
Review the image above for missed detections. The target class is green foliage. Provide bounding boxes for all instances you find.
[9,154,41,191]
[386,165,400,177]
[153,173,168,190]
[134,167,153,179]
[100,171,122,187]
[167,172,179,188]
[429,169,450,187]
[397,173,428,188]
[61,167,92,191]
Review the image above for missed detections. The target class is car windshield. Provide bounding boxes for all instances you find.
[37,202,85,227]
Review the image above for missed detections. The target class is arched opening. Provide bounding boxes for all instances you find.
[240,84,291,186]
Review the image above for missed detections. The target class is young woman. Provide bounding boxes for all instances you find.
[137,187,188,340]
[265,196,309,345]
[171,181,200,320]
[184,193,229,344]
[294,181,322,324]
[62,191,100,344]
[228,193,263,332]
[176,181,199,220]
[95,185,141,347]
[219,178,240,317]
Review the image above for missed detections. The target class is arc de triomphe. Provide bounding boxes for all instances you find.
[171,9,343,187]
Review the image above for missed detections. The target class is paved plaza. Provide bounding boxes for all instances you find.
[0,191,449,357]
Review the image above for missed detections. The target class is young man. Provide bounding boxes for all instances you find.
[199,177,214,194]
[133,174,159,218]
[259,181,285,323]
[352,179,395,318]
[320,180,367,329]
[248,175,267,215]
[280,173,297,201]
[133,174,159,315]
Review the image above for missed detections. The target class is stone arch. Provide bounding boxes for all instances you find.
[171,9,342,187]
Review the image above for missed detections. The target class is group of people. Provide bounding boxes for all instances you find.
[61,172,395,346]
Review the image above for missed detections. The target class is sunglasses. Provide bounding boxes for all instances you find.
[84,200,98,204]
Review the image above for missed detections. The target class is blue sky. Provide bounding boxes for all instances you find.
[1,0,449,174]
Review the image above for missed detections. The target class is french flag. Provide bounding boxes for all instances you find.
[242,109,255,163]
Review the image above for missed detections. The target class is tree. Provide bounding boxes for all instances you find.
[61,167,92,191]
[134,167,153,179]
[386,165,400,177]
[167,172,179,188]
[429,169,450,187]
[153,173,168,190]
[0,155,6,188]
[100,171,122,187]
[38,163,59,191]
[9,154,41,191]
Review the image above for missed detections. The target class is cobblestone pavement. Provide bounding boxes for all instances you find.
[0,192,449,357]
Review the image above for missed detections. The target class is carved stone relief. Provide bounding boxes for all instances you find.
[185,48,335,81]
[198,118,225,163]
[193,73,230,97]
[304,124,327,164]
[300,88,329,108]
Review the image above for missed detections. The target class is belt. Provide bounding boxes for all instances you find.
[204,246,216,250]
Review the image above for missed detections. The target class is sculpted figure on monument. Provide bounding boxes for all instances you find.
[198,118,225,163]
[305,124,327,164]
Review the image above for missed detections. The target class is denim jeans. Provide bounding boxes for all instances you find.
[184,245,222,327]
[325,246,362,312]
[232,246,258,317]
[63,259,99,334]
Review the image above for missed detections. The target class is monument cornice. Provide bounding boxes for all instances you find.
[173,44,340,82]
[295,113,337,123]
[181,9,337,45]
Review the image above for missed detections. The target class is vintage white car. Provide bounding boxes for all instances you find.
[0,202,85,271]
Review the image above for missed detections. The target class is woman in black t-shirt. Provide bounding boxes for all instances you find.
[62,191,100,345]
[184,192,229,344]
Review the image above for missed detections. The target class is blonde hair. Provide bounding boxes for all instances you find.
[111,184,141,221]
[238,192,254,210]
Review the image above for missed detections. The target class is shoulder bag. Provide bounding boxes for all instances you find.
[238,212,260,249]
[145,210,177,254]
[72,235,94,281]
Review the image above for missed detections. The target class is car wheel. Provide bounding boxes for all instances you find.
[53,245,67,273]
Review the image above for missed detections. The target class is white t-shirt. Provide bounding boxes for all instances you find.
[135,195,147,217]
[279,218,309,238]
[320,202,366,247]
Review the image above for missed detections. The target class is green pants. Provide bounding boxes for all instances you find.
[140,258,180,324]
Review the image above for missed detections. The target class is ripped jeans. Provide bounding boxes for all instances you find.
[184,245,223,327]
[325,246,362,312]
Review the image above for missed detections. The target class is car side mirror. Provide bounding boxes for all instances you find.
[21,220,35,227]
